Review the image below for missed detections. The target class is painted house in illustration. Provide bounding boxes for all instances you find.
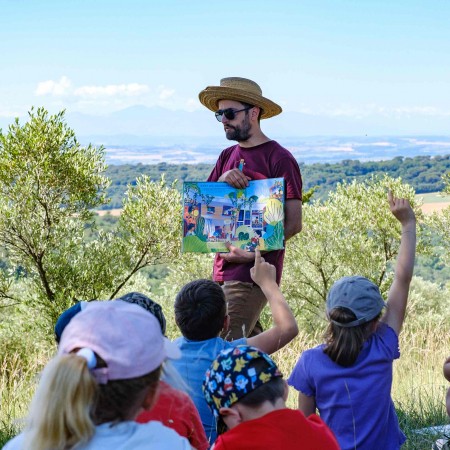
[182,178,285,253]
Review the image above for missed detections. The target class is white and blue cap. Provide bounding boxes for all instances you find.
[326,276,386,327]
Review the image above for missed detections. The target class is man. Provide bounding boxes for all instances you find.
[198,77,302,340]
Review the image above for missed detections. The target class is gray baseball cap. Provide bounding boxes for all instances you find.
[326,276,386,327]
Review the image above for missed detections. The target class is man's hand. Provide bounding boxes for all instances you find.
[219,241,255,264]
[218,169,251,189]
[250,248,277,288]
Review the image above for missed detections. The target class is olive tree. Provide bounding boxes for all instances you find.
[281,175,427,329]
[0,108,181,324]
[426,172,450,268]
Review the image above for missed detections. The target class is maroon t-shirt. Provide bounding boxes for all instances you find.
[207,140,302,284]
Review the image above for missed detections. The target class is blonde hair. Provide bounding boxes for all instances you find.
[21,353,162,449]
[23,354,96,450]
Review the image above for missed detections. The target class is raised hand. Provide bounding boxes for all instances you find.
[250,248,277,288]
[387,190,416,227]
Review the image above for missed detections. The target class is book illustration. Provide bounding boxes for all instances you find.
[182,178,285,253]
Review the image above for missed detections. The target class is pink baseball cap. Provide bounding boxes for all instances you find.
[58,300,180,383]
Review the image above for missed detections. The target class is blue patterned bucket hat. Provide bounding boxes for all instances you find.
[202,345,283,418]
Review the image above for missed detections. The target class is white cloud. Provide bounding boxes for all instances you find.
[35,76,72,96]
[157,85,175,100]
[185,98,201,111]
[74,83,149,98]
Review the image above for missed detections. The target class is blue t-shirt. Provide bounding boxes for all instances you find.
[173,336,246,445]
[4,421,190,450]
[288,323,406,450]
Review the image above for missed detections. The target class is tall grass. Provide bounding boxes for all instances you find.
[1,307,448,449]
[0,350,51,447]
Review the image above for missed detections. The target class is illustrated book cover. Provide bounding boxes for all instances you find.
[182,178,285,253]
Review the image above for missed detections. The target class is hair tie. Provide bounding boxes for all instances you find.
[76,348,97,369]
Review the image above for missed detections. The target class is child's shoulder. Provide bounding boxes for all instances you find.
[175,336,247,353]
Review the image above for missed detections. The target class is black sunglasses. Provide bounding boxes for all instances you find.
[215,106,252,122]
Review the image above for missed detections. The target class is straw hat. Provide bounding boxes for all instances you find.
[198,77,282,119]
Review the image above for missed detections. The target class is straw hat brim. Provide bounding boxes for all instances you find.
[198,86,282,119]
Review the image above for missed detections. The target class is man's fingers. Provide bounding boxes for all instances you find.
[255,248,262,265]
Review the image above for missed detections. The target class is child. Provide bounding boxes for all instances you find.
[173,248,299,445]
[202,345,340,449]
[444,356,450,417]
[4,300,190,450]
[53,293,208,450]
[288,192,416,450]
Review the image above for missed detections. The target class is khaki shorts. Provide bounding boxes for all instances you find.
[220,281,267,341]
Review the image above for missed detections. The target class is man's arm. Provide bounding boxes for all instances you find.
[247,249,298,354]
[381,192,416,335]
[285,199,302,240]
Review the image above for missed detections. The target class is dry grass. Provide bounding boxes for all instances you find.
[1,321,448,448]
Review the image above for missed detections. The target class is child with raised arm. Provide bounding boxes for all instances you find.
[288,192,416,450]
[173,248,299,445]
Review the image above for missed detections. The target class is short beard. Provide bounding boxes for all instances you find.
[225,114,252,142]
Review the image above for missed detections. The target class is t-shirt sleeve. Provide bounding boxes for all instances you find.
[274,155,302,200]
[287,351,315,397]
[230,337,247,347]
[375,323,400,360]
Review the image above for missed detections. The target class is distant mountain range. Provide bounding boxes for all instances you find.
[1,105,449,165]
[101,136,450,165]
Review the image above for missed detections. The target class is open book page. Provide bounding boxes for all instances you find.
[182,178,285,253]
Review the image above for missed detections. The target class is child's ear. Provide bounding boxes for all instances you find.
[219,406,241,430]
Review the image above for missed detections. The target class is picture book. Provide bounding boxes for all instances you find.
[182,178,285,253]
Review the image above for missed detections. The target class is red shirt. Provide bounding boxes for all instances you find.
[212,409,339,450]
[207,141,302,284]
[136,381,209,450]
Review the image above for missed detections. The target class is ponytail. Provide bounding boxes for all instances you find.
[324,307,380,367]
[21,354,162,449]
[23,354,97,450]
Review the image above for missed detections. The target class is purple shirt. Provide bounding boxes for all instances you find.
[207,140,302,284]
[288,323,406,450]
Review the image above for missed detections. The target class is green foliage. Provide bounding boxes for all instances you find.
[0,108,109,311]
[238,232,249,241]
[264,221,284,249]
[0,110,183,326]
[442,172,450,195]
[282,175,429,328]
[195,216,207,241]
[182,235,209,253]
[408,277,450,326]
[427,206,450,268]
[101,155,450,209]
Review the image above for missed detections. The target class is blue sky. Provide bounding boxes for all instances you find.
[1,0,450,133]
